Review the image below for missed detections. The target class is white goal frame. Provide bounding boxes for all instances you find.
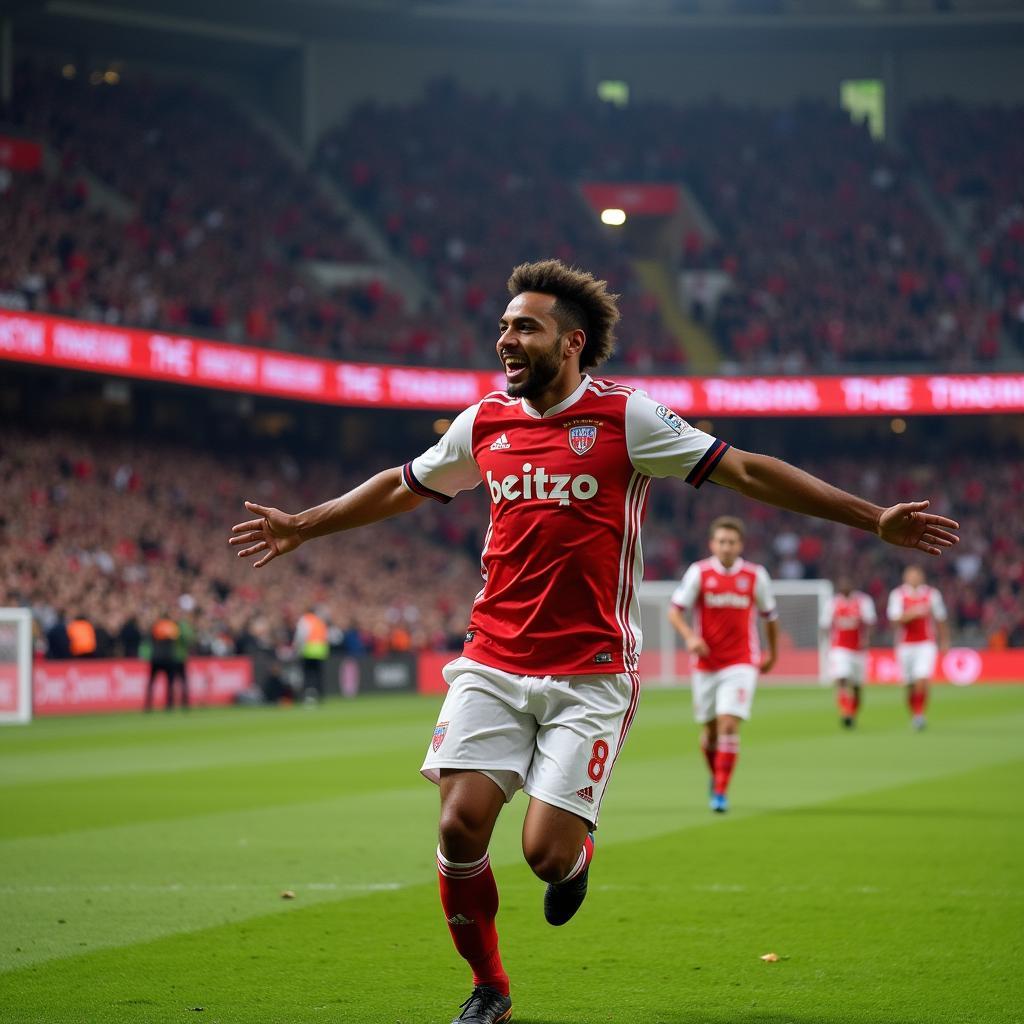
[637,578,834,686]
[0,608,33,725]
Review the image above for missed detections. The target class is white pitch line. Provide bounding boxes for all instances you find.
[0,882,407,894]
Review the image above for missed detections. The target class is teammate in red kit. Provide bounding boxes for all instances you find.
[229,260,959,1024]
[887,566,950,730]
[668,517,778,812]
[821,577,877,729]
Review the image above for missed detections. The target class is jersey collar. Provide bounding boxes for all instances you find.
[521,374,591,419]
[710,556,745,575]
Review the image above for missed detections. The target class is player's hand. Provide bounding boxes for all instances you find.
[876,501,959,556]
[687,636,710,657]
[229,501,303,568]
[760,652,777,673]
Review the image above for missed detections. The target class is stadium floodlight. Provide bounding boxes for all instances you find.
[0,608,33,725]
[601,208,627,226]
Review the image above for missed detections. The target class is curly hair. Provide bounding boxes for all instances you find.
[506,259,621,371]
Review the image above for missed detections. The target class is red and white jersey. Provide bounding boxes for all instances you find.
[887,584,947,645]
[670,557,777,671]
[402,375,728,676]
[820,591,877,651]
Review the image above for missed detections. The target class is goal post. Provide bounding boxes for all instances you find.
[637,578,834,686]
[0,608,33,725]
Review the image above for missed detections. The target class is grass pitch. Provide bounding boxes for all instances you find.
[1,684,1022,1024]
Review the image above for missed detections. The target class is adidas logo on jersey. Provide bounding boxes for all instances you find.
[489,433,511,450]
[485,465,598,507]
[446,913,475,925]
[576,786,595,804]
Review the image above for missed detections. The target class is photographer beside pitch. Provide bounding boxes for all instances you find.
[229,260,959,1024]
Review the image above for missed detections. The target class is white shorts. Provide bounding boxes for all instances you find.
[828,647,867,685]
[421,657,639,828]
[692,663,759,723]
[897,642,938,683]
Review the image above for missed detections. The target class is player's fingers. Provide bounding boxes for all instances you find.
[921,514,960,530]
[925,526,959,544]
[245,501,272,516]
[228,531,262,546]
[253,549,277,569]
[231,518,264,533]
[922,534,955,548]
[236,541,268,558]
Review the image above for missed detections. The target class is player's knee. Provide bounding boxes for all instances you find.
[522,841,575,883]
[438,803,490,859]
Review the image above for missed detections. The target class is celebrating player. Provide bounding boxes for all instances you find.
[667,517,778,813]
[230,260,959,1024]
[821,577,877,728]
[887,566,950,730]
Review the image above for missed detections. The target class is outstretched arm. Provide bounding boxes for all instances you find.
[668,604,709,657]
[710,449,959,556]
[229,467,425,568]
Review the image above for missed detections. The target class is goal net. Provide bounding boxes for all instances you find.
[0,609,33,725]
[636,579,833,687]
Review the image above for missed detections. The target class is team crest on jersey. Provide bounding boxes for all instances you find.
[737,576,750,591]
[568,424,598,455]
[432,722,449,752]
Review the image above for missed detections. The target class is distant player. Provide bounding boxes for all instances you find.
[887,566,950,730]
[821,577,877,728]
[668,517,778,813]
[231,260,958,1024]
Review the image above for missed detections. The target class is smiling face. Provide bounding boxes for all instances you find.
[496,291,584,402]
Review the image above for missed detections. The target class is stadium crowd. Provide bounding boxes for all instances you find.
[3,63,1018,374]
[2,428,1020,662]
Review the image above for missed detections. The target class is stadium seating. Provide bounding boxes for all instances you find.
[2,428,1019,658]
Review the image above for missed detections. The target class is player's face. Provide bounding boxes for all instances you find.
[709,527,743,567]
[904,566,925,588]
[497,293,575,400]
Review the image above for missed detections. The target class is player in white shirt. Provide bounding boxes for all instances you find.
[887,566,950,730]
[820,577,877,729]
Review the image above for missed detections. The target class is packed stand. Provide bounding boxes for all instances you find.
[905,101,1024,351]
[2,428,1021,662]
[317,82,685,372]
[0,63,448,363]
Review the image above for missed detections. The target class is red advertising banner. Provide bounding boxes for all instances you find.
[32,656,253,715]
[0,664,18,713]
[0,136,43,172]
[417,648,1023,694]
[3,309,1024,417]
[580,183,680,216]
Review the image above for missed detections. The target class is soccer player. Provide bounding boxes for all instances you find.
[821,576,877,729]
[667,516,778,813]
[887,566,950,730]
[229,260,959,1024]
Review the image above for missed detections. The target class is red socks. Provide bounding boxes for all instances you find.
[908,687,928,716]
[713,734,739,797]
[837,689,860,719]
[437,849,509,997]
[700,735,717,774]
[557,833,594,885]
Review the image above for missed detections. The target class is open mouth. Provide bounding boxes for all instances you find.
[503,356,528,382]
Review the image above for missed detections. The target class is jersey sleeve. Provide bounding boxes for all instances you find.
[860,593,878,625]
[887,588,903,623]
[625,391,729,487]
[402,404,481,504]
[819,596,835,630]
[754,565,778,620]
[670,564,702,609]
[930,588,948,622]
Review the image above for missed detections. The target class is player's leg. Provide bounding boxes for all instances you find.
[421,660,534,1021]
[177,662,190,710]
[524,670,638,925]
[692,671,718,790]
[710,664,758,811]
[144,662,158,712]
[437,770,511,1002]
[836,679,856,727]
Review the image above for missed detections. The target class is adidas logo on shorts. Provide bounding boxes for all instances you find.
[576,785,595,804]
